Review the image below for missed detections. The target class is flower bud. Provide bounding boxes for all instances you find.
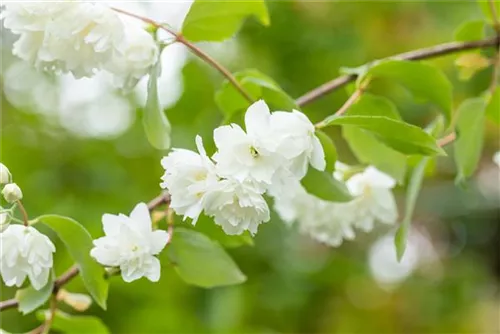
[0,164,11,184]
[0,211,11,232]
[57,290,92,312]
[2,183,23,203]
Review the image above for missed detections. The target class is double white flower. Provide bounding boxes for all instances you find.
[2,1,158,88]
[0,225,56,290]
[90,203,168,282]
[272,164,398,247]
[161,100,325,236]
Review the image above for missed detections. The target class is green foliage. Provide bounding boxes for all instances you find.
[182,0,269,42]
[454,20,485,41]
[325,115,445,156]
[143,61,171,150]
[365,60,453,123]
[394,157,429,261]
[342,94,406,183]
[37,215,109,310]
[15,276,54,315]
[478,0,500,23]
[36,310,109,334]
[454,98,486,184]
[167,228,247,288]
[188,214,254,248]
[486,87,500,124]
[315,131,337,173]
[300,168,353,202]
[216,69,297,119]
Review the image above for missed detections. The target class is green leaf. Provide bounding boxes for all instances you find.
[454,98,486,184]
[182,0,269,42]
[486,87,500,125]
[394,157,429,261]
[168,228,247,288]
[300,168,353,202]
[478,0,500,23]
[342,94,406,183]
[315,131,337,173]
[143,61,171,150]
[454,20,485,41]
[37,215,108,310]
[192,214,254,248]
[216,69,297,119]
[325,115,445,156]
[36,310,109,334]
[15,275,54,315]
[365,60,453,124]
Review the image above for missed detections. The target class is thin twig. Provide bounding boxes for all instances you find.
[40,295,57,334]
[296,36,500,106]
[16,200,29,227]
[437,132,456,147]
[111,7,254,104]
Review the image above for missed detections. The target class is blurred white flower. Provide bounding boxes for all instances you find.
[270,110,325,178]
[2,183,23,203]
[3,2,126,78]
[57,290,93,312]
[0,225,56,290]
[204,179,270,235]
[90,203,168,283]
[106,26,159,91]
[213,100,284,185]
[346,166,398,232]
[493,151,500,168]
[161,136,219,224]
[0,164,11,184]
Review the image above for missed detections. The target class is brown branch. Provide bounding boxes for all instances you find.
[16,200,29,227]
[111,7,254,104]
[296,36,500,107]
[437,132,456,147]
[0,193,171,313]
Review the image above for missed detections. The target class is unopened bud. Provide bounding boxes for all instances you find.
[0,211,11,232]
[2,183,23,203]
[57,290,92,312]
[0,164,11,185]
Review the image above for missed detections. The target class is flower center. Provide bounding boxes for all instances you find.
[249,146,260,158]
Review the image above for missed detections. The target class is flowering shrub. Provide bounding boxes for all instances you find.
[0,1,499,332]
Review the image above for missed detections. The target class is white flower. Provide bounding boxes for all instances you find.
[160,136,219,224]
[204,179,270,235]
[106,26,159,91]
[3,2,126,78]
[90,202,168,283]
[345,166,398,232]
[271,174,356,247]
[213,100,284,185]
[0,225,55,290]
[0,163,12,184]
[269,109,325,178]
[493,151,500,168]
[0,209,11,233]
[2,183,23,203]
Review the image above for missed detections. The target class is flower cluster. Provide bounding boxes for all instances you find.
[90,203,169,282]
[272,163,398,246]
[161,100,326,235]
[0,163,56,290]
[2,1,158,89]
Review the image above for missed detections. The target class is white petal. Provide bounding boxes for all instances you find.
[364,166,396,189]
[310,135,326,171]
[144,256,161,282]
[213,124,247,151]
[120,262,144,283]
[102,214,123,236]
[28,267,50,291]
[149,230,169,255]
[129,202,152,233]
[244,100,270,137]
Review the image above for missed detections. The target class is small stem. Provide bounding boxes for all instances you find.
[111,7,254,104]
[437,132,456,147]
[41,295,57,334]
[488,0,500,33]
[16,200,29,227]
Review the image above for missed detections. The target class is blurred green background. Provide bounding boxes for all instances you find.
[1,1,499,333]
